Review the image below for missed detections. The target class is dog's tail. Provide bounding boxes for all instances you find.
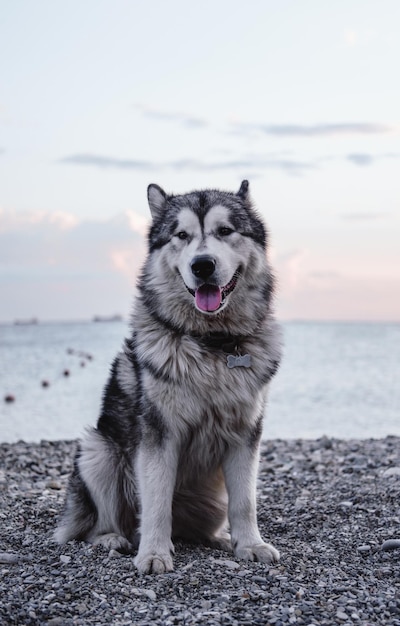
[54,454,97,544]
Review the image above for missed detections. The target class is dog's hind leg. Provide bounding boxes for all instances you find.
[79,429,139,550]
[172,469,232,552]
[56,429,139,553]
[91,532,136,553]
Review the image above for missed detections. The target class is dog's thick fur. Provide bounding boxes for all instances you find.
[55,180,282,574]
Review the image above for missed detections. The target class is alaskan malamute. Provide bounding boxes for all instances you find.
[55,180,282,574]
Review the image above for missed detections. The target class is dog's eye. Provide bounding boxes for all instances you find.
[176,231,188,240]
[218,226,234,237]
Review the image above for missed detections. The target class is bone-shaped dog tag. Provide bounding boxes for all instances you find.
[226,354,252,368]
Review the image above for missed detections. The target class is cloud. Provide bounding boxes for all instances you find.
[347,152,400,167]
[0,208,146,281]
[135,104,207,129]
[308,270,343,283]
[347,153,374,166]
[278,274,400,322]
[0,208,79,234]
[0,209,149,321]
[276,249,308,291]
[58,148,400,177]
[59,154,154,169]
[58,153,317,176]
[171,157,317,175]
[340,211,392,221]
[231,122,393,138]
[135,104,394,139]
[276,251,400,322]
[343,28,377,49]
[344,29,358,47]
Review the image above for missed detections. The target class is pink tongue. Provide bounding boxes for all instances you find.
[195,285,222,312]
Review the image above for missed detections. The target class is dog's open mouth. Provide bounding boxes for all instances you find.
[187,269,241,313]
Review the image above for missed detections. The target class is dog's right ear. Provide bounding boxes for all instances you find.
[237,180,249,200]
[147,184,167,219]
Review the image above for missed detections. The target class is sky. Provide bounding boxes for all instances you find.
[1,0,399,322]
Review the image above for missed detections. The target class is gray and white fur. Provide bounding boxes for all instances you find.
[55,180,282,574]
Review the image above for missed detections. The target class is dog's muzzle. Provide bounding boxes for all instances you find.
[186,258,241,313]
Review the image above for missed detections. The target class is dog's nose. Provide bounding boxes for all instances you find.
[191,255,216,280]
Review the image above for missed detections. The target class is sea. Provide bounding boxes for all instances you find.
[0,320,399,443]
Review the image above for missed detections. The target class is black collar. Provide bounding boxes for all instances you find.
[144,305,243,354]
[197,332,242,354]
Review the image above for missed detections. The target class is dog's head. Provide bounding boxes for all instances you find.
[145,181,268,317]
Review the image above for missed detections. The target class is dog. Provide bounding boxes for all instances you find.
[55,180,282,574]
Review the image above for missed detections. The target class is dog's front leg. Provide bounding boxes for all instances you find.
[223,442,279,565]
[134,438,178,574]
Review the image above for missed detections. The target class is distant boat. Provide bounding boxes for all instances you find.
[14,317,39,325]
[92,314,123,323]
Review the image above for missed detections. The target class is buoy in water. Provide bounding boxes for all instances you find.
[41,380,50,388]
[63,369,70,377]
[4,394,15,403]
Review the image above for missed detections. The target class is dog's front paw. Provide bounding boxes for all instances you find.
[235,542,280,564]
[135,551,174,574]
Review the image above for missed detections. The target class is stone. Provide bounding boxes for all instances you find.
[357,545,372,554]
[60,555,71,564]
[382,467,400,478]
[380,539,400,552]
[0,552,19,564]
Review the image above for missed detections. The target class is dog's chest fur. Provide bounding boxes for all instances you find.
[138,335,265,475]
[119,317,278,454]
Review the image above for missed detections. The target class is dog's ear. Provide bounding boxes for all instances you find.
[147,184,167,219]
[237,180,249,200]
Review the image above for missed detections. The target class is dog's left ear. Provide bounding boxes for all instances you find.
[237,179,249,200]
[147,184,167,219]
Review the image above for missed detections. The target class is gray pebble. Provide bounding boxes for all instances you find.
[357,545,372,554]
[382,466,400,477]
[212,558,240,569]
[60,554,71,564]
[142,589,157,601]
[336,610,349,620]
[380,539,400,551]
[236,569,252,577]
[1,437,400,626]
[0,552,20,564]
[252,575,268,583]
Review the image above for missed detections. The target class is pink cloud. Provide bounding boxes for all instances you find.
[0,209,147,321]
[277,273,400,321]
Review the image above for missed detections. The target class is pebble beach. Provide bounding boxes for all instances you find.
[1,437,400,625]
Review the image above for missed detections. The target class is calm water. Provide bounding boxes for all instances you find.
[0,321,399,443]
